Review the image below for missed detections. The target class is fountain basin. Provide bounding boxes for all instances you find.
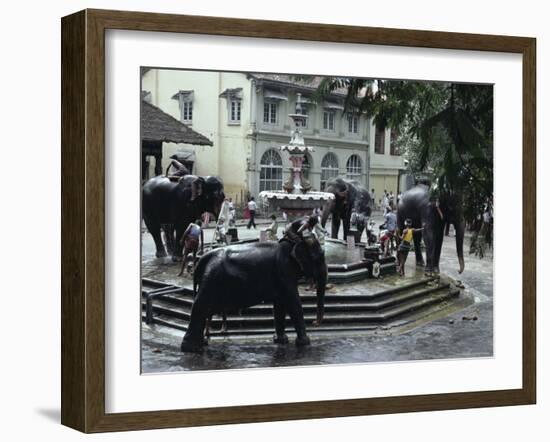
[324,239,396,282]
[259,190,333,219]
[205,237,396,283]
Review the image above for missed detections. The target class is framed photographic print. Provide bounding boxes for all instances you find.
[61,9,536,433]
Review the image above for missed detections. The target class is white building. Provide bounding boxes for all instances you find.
[141,69,405,204]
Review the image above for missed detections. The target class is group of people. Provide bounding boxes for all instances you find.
[176,208,327,277]
[177,196,238,276]
[469,203,493,258]
[283,214,328,247]
[378,206,422,276]
[371,189,402,212]
[280,207,421,277]
[174,185,422,278]
[244,197,328,246]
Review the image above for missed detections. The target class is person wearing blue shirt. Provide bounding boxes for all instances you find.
[383,206,397,232]
[381,206,397,255]
[178,219,204,276]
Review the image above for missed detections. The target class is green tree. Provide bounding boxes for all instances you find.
[302,75,493,224]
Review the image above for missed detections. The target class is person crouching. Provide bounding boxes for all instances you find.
[178,220,204,276]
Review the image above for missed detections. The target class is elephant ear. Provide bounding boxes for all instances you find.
[336,183,349,202]
[292,240,313,276]
[341,190,350,207]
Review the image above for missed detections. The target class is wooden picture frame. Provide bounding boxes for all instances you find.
[61,9,536,433]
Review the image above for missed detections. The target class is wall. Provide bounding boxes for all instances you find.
[253,86,372,195]
[144,72,377,198]
[1,1,547,442]
[142,69,251,199]
[369,122,404,199]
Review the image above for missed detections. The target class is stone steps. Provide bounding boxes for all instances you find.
[142,289,459,337]
[141,277,460,336]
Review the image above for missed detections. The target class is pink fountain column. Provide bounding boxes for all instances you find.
[288,153,305,194]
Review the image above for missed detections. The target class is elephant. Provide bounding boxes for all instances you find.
[397,184,465,275]
[142,175,225,259]
[321,177,372,239]
[180,237,328,353]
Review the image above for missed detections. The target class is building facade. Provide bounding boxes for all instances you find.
[369,123,408,205]
[141,69,405,204]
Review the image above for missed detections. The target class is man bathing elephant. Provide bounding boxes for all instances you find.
[165,158,190,179]
[321,177,372,239]
[180,221,328,353]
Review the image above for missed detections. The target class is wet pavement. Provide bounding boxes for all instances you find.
[141,213,493,373]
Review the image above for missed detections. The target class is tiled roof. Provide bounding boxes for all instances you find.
[141,100,213,146]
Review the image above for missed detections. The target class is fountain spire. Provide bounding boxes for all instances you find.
[282,93,312,194]
[259,92,334,220]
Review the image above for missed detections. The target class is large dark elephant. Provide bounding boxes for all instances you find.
[397,184,465,275]
[180,237,327,353]
[320,178,371,239]
[142,175,225,259]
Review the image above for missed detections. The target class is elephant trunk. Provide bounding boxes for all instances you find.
[314,265,327,326]
[321,200,333,228]
[455,219,465,274]
[212,195,224,220]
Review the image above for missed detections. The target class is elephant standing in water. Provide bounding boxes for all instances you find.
[397,184,465,275]
[180,237,327,353]
[142,175,225,259]
[320,178,372,239]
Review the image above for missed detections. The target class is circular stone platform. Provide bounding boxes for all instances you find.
[205,237,395,283]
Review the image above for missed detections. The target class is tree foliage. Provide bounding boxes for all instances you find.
[299,75,493,223]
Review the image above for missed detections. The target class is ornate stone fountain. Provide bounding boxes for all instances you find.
[258,93,397,281]
[259,93,334,219]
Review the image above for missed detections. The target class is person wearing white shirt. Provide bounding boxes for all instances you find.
[227,198,236,226]
[247,197,257,229]
[382,193,389,212]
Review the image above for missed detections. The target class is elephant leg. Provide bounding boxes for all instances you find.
[423,228,435,274]
[331,214,340,239]
[178,247,188,276]
[412,229,425,267]
[163,224,175,255]
[433,225,445,274]
[342,216,351,239]
[273,301,289,344]
[204,315,211,344]
[172,225,186,260]
[219,311,227,334]
[181,300,209,353]
[144,217,167,258]
[284,292,310,346]
[191,250,198,273]
[357,223,365,242]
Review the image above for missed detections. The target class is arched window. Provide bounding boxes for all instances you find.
[320,153,339,190]
[302,153,312,180]
[346,154,362,180]
[259,149,283,191]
